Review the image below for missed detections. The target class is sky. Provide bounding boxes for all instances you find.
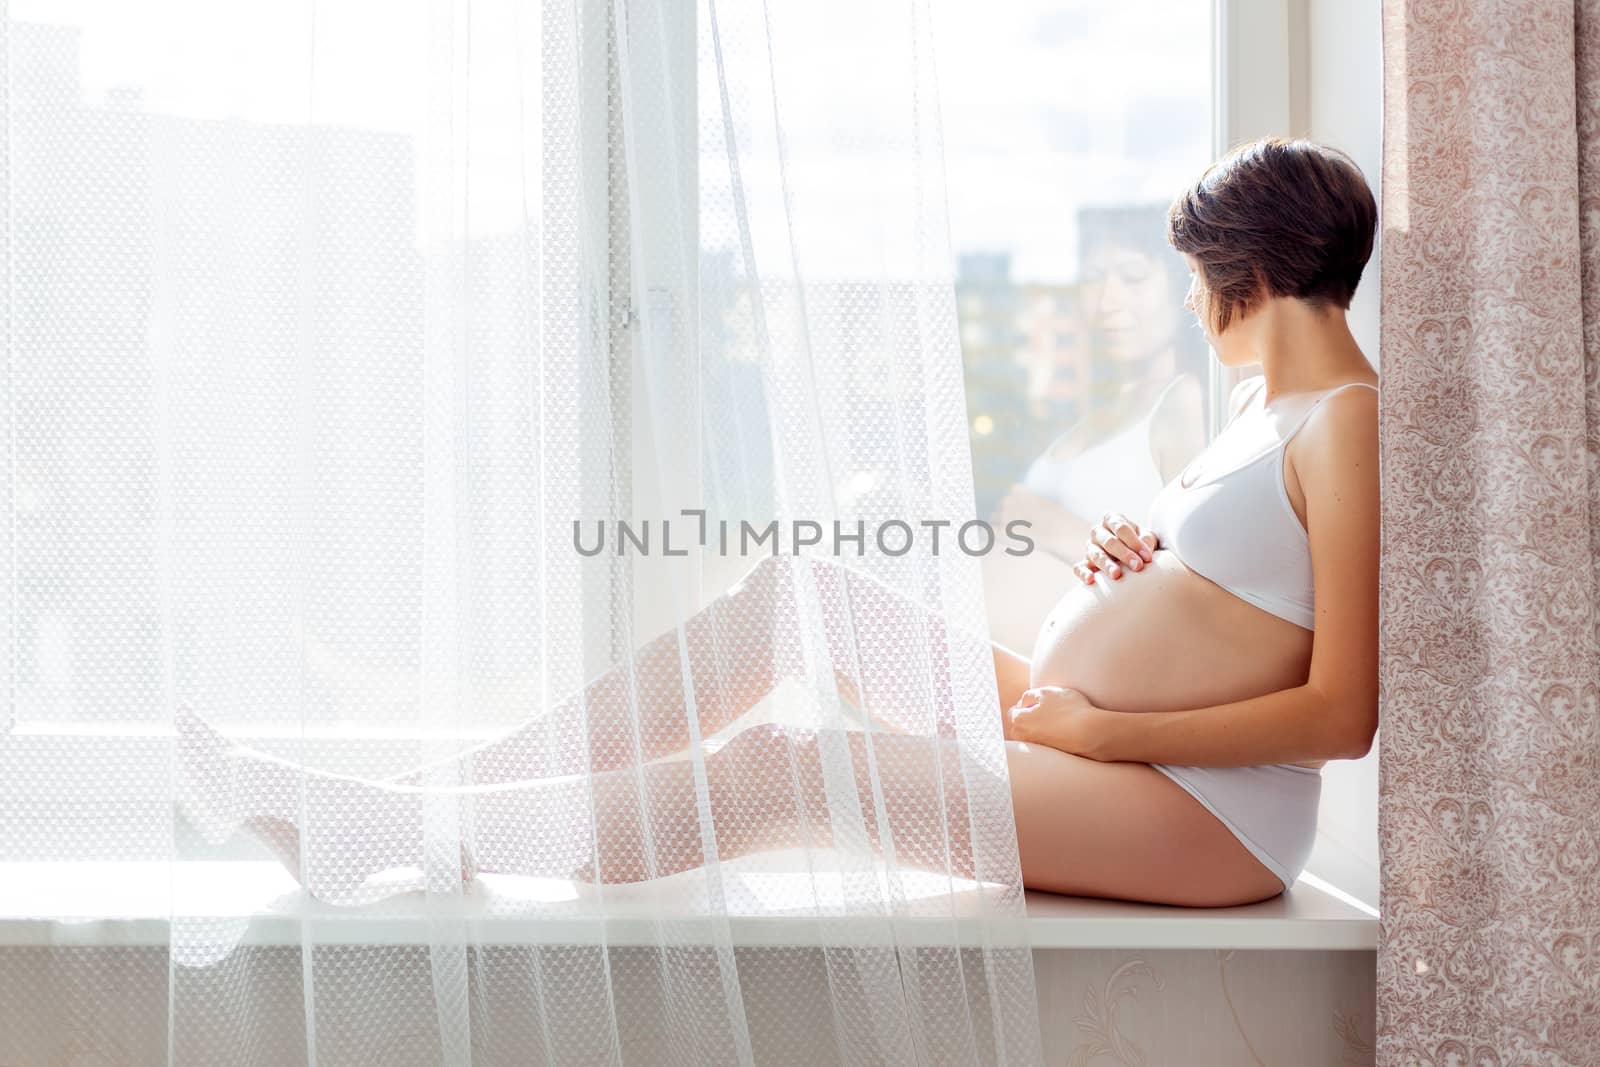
[12,0,1212,283]
[928,0,1212,280]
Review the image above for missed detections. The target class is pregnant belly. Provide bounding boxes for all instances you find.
[1028,549,1318,762]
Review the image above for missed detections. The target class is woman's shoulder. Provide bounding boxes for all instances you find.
[1309,377,1379,428]
[1288,377,1379,467]
[1148,374,1208,481]
[1226,374,1267,421]
[1147,372,1205,424]
[1309,376,1379,415]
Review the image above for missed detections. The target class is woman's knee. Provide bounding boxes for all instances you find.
[720,720,799,756]
[712,722,880,813]
[710,723,798,801]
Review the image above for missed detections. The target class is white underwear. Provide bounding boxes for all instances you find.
[1149,761,1322,891]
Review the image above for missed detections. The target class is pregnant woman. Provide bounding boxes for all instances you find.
[177,138,1379,909]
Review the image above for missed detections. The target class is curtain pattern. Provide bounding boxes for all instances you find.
[1379,0,1600,1060]
[0,1,1042,1063]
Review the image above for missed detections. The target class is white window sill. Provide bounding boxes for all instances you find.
[0,853,1377,952]
[4,694,1378,953]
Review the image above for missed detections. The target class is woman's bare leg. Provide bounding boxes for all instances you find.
[384,555,797,784]
[573,722,981,883]
[1004,742,1285,905]
[180,718,994,895]
[991,644,1032,720]
[178,705,1283,905]
[178,709,970,900]
[385,554,1005,785]
[566,725,1286,905]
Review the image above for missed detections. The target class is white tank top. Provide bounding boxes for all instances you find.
[1145,378,1378,631]
[1020,376,1186,526]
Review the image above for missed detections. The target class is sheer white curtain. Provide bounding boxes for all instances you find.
[0,0,1041,1064]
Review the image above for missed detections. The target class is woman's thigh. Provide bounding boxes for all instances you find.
[1005,741,1284,907]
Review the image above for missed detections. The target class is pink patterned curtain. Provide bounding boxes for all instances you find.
[1380,0,1600,1060]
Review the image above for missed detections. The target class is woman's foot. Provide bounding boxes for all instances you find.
[174,707,482,905]
[236,813,481,902]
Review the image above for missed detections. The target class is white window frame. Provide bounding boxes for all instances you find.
[616,0,706,641]
[11,4,1378,907]
[1211,0,1307,425]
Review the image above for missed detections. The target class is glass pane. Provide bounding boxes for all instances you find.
[6,6,577,724]
[931,0,1215,648]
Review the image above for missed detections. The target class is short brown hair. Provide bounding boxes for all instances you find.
[1167,138,1376,333]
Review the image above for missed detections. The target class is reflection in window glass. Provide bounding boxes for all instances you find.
[931,0,1214,647]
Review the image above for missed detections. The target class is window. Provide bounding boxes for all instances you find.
[929,0,1218,647]
[3,1,1311,840]
[937,1,1216,512]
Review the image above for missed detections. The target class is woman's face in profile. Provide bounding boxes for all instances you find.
[1181,253,1253,366]
[1090,246,1178,362]
[1181,257,1212,341]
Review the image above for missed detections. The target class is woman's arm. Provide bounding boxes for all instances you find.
[1091,685,1368,765]
[1010,677,1360,764]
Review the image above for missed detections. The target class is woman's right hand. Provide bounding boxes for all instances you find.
[1072,511,1159,584]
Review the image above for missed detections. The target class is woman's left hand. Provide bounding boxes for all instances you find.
[1005,685,1114,760]
[1076,510,1158,583]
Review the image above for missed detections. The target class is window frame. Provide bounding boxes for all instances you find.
[1211,0,1310,422]
[6,0,1321,844]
